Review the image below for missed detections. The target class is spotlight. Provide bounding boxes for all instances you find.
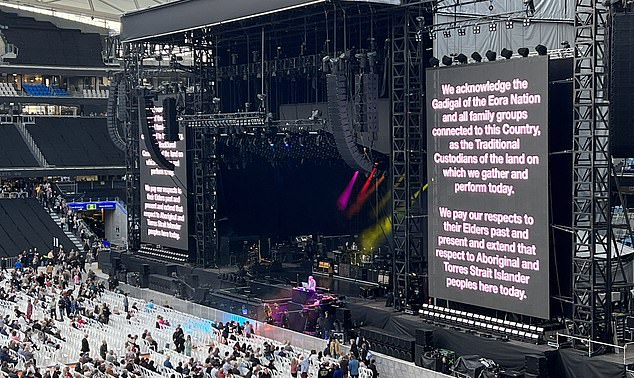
[485,50,497,61]
[429,32,437,40]
[456,54,468,64]
[518,47,530,57]
[505,19,514,29]
[429,57,440,67]
[458,27,466,36]
[561,40,571,49]
[524,0,536,16]
[523,18,531,27]
[441,55,453,66]
[473,24,481,34]
[471,52,483,62]
[535,44,548,55]
[443,30,451,38]
[501,48,513,59]
[489,22,497,32]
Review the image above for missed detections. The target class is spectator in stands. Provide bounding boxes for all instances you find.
[81,333,90,356]
[348,353,360,378]
[184,334,192,356]
[164,356,174,369]
[299,354,310,378]
[123,292,129,313]
[99,340,108,360]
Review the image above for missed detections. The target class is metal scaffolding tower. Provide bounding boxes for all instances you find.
[190,125,218,267]
[391,4,425,304]
[123,43,142,252]
[571,0,613,343]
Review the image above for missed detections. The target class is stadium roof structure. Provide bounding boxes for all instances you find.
[0,0,178,22]
[120,0,401,42]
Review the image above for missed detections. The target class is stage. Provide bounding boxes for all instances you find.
[100,251,628,377]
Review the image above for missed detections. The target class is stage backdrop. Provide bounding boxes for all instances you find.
[426,56,550,319]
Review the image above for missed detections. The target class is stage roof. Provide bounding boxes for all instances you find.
[120,0,401,42]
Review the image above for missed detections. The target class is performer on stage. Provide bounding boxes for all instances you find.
[307,275,317,292]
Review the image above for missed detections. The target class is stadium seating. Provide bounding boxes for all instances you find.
[0,280,375,378]
[26,117,125,167]
[0,123,39,167]
[0,9,105,67]
[22,83,69,97]
[0,83,17,96]
[0,198,74,256]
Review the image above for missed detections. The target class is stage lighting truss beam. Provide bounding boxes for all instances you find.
[391,5,425,303]
[570,0,632,346]
[181,113,327,134]
[215,54,322,81]
[422,10,530,38]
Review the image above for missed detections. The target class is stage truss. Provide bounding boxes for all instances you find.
[391,1,427,305]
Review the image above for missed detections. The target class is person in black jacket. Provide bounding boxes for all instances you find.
[80,333,90,356]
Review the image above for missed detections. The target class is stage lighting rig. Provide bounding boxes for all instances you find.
[456,54,468,64]
[442,56,453,66]
[518,47,530,57]
[308,109,321,121]
[523,17,531,27]
[524,0,536,16]
[535,44,547,55]
[489,21,497,32]
[486,50,497,61]
[443,30,451,38]
[458,27,466,36]
[321,56,331,73]
[505,18,514,29]
[471,52,483,62]
[561,41,571,49]
[429,57,440,67]
[501,48,513,59]
[473,24,481,34]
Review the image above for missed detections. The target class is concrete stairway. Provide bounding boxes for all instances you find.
[46,210,84,250]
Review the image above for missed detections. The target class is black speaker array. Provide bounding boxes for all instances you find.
[359,327,415,362]
[162,97,179,142]
[416,329,433,348]
[335,307,352,329]
[609,13,634,157]
[363,73,379,133]
[139,264,150,288]
[138,93,175,171]
[326,73,374,174]
[525,354,547,378]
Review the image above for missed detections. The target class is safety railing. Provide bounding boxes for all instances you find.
[14,120,48,167]
[556,333,634,367]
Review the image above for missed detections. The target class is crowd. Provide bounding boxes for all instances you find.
[0,245,380,378]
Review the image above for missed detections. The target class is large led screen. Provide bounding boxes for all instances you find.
[427,56,550,318]
[139,106,189,251]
